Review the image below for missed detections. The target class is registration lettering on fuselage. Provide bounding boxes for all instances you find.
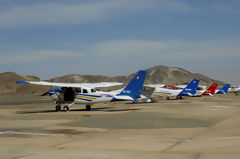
[123,90,131,94]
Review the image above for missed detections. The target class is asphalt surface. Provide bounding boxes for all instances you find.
[0,94,240,159]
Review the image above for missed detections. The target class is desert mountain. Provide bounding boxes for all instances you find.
[51,65,225,86]
[0,72,50,94]
[0,72,27,93]
[0,65,225,94]
[144,65,225,85]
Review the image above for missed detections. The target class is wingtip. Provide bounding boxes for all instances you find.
[16,81,30,84]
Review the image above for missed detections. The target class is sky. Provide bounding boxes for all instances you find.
[0,0,239,85]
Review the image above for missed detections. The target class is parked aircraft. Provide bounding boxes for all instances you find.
[146,79,200,99]
[17,70,147,111]
[229,86,240,92]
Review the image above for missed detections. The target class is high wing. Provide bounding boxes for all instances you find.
[16,81,123,88]
[145,84,166,88]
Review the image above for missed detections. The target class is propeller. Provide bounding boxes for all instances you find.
[41,91,50,96]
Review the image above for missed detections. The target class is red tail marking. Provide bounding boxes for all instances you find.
[202,83,218,96]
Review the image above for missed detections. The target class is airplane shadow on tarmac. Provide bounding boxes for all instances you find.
[16,107,141,114]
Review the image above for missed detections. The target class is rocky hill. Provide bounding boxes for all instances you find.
[0,72,50,94]
[51,65,225,86]
[144,65,225,85]
[0,65,225,93]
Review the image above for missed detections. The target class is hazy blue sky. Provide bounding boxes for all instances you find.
[0,0,239,85]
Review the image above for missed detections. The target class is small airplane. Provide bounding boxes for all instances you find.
[229,86,240,92]
[16,70,147,111]
[215,84,230,94]
[176,85,206,90]
[146,79,200,100]
[196,83,218,96]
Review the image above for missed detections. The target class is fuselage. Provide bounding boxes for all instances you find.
[152,87,182,97]
[49,88,115,104]
[49,87,141,105]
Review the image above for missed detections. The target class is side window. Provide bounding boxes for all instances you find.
[91,89,96,93]
[83,89,88,93]
[75,88,81,93]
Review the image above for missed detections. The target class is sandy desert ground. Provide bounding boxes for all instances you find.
[0,93,240,159]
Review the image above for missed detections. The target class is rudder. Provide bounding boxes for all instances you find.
[178,79,200,96]
[118,70,147,99]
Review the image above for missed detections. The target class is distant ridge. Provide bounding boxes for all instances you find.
[0,65,225,93]
[144,65,225,85]
[0,72,49,94]
[51,65,225,86]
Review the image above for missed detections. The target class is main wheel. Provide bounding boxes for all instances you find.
[63,106,69,111]
[55,105,61,111]
[86,105,91,111]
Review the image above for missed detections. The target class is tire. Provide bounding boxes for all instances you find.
[63,106,69,111]
[86,105,91,111]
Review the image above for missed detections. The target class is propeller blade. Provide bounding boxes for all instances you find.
[41,91,49,96]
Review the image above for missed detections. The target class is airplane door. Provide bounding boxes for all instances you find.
[63,87,75,102]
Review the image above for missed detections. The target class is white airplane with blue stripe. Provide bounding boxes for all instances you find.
[146,79,200,100]
[16,70,147,111]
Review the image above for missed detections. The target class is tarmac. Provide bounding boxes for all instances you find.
[0,93,240,159]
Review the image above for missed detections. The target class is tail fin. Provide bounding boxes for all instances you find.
[202,83,218,96]
[217,84,230,94]
[178,79,200,96]
[118,70,147,99]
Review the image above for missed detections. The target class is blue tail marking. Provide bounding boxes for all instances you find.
[117,70,147,99]
[217,84,230,94]
[178,79,200,96]
[16,81,30,84]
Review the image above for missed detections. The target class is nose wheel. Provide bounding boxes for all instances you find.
[63,106,70,111]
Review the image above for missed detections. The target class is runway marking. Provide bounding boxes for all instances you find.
[121,136,240,142]
[212,136,240,140]
[211,106,234,110]
[120,137,189,142]
[0,131,65,136]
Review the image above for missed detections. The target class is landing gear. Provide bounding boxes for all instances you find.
[166,97,170,100]
[176,96,183,99]
[63,106,70,111]
[132,99,139,104]
[86,104,91,111]
[55,105,61,111]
